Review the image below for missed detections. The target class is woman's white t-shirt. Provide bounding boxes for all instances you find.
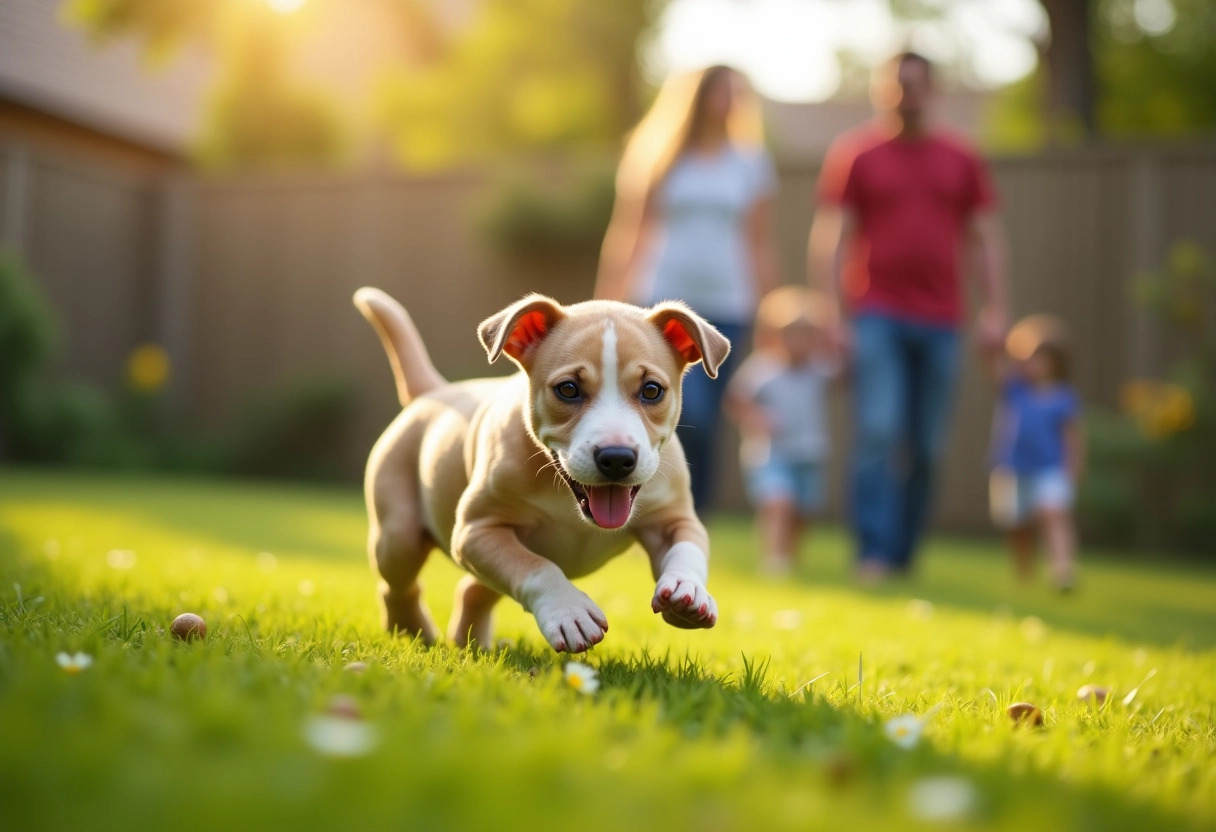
[637,145,777,324]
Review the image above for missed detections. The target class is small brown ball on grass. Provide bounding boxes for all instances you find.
[170,613,206,641]
[1007,702,1044,726]
[823,751,860,789]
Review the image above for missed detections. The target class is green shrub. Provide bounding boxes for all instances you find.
[228,377,357,480]
[6,379,119,464]
[476,162,615,261]
[0,252,57,449]
[1078,239,1216,554]
[0,253,355,480]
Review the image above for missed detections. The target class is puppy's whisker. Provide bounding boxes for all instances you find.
[526,448,551,465]
[534,460,561,482]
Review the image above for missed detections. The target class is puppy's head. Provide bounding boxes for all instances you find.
[479,295,730,529]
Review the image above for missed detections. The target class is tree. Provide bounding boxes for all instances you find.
[988,0,1216,149]
[194,14,345,168]
[64,0,658,170]
[1095,0,1216,138]
[1040,0,1097,139]
[63,0,372,167]
[374,0,657,170]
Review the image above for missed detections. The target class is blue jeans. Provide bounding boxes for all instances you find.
[851,313,961,571]
[676,321,749,513]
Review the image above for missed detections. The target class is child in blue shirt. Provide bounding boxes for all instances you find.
[989,314,1085,590]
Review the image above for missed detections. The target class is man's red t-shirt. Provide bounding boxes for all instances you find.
[817,124,997,327]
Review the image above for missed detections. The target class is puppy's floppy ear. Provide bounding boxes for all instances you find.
[647,301,732,378]
[478,294,566,366]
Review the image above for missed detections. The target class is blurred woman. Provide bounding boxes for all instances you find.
[595,65,780,512]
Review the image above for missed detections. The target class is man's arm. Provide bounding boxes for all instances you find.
[807,205,857,356]
[969,210,1009,355]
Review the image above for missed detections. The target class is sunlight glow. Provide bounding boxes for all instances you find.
[653,0,1044,102]
[265,0,307,14]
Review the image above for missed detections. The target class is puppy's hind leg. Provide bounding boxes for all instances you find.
[369,516,438,642]
[448,575,503,650]
[366,441,439,642]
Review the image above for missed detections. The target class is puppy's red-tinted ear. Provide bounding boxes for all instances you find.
[647,302,732,377]
[478,294,566,366]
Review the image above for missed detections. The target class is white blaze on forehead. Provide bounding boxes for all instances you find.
[601,320,620,398]
[559,315,661,486]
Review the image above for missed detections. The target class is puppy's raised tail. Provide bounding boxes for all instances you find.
[353,287,446,407]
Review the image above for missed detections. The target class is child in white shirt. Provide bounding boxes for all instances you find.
[727,287,838,574]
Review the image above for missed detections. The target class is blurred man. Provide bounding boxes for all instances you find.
[808,52,1008,580]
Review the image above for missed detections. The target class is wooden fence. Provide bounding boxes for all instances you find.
[3,138,1214,531]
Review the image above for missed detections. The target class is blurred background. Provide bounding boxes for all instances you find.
[0,0,1213,552]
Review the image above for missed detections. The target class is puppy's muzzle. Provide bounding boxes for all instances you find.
[594,446,637,481]
[551,450,642,530]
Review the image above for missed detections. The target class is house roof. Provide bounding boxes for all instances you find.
[0,0,449,156]
[0,0,211,153]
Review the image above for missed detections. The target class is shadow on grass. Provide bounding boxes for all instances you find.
[4,469,1215,651]
[0,519,1209,832]
[707,515,1216,650]
[487,643,1204,831]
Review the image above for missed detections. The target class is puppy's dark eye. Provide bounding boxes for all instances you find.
[554,381,581,401]
[640,381,665,402]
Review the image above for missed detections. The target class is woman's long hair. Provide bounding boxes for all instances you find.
[614,65,765,201]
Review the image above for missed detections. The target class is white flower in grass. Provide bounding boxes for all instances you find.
[884,714,924,749]
[907,776,977,822]
[304,716,378,758]
[563,661,599,695]
[56,652,93,673]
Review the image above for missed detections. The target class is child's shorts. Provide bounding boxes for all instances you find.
[744,458,826,516]
[989,467,1074,528]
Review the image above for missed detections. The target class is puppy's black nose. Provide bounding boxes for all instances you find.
[594,446,637,480]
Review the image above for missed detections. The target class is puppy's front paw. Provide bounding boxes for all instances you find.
[651,573,718,629]
[532,589,609,653]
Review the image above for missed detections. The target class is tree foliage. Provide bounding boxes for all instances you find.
[194,14,345,168]
[64,0,345,168]
[63,0,657,170]
[987,0,1216,149]
[62,0,222,64]
[1095,0,1216,138]
[374,0,657,170]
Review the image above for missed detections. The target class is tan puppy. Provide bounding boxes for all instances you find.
[354,288,731,652]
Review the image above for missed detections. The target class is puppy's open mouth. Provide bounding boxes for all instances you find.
[551,454,641,529]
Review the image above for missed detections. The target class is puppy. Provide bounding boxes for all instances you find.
[354,288,730,652]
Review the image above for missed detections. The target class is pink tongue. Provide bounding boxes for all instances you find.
[585,484,634,529]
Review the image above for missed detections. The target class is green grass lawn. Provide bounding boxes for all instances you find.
[1,469,1214,831]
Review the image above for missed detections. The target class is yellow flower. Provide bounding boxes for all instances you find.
[563,661,600,695]
[56,652,93,673]
[126,343,170,392]
[1119,380,1155,414]
[1119,379,1195,440]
